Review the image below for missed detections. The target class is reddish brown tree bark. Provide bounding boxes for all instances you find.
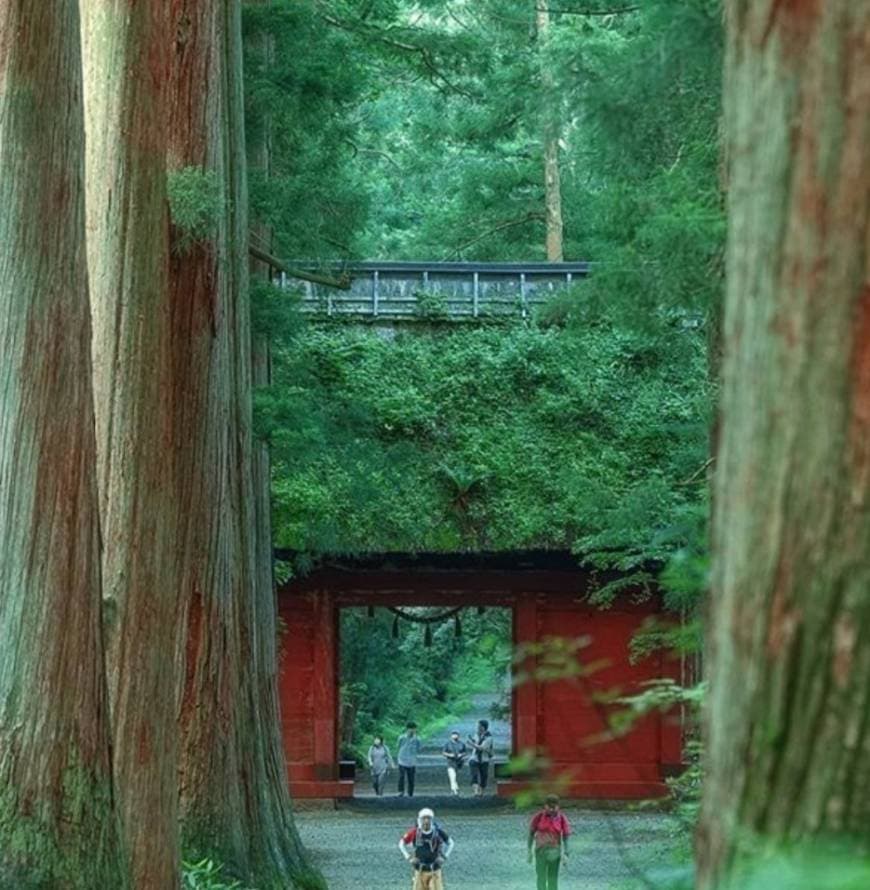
[80,2,181,886]
[0,1,126,885]
[697,2,870,886]
[168,1,312,883]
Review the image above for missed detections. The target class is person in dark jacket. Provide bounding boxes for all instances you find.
[441,730,467,796]
[467,719,494,796]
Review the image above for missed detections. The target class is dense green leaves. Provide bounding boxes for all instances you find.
[259,305,709,575]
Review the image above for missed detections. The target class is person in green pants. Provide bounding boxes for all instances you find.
[527,795,571,890]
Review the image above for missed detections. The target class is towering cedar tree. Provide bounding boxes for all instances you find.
[0,1,126,886]
[80,1,181,886]
[168,1,311,883]
[698,2,870,886]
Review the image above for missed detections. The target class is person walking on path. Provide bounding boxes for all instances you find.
[397,722,422,797]
[441,730,467,796]
[527,794,571,890]
[398,807,454,890]
[467,719,494,796]
[366,734,394,797]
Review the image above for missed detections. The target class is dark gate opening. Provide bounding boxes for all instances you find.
[338,604,513,799]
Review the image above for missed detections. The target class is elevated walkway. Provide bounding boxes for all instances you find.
[280,260,590,321]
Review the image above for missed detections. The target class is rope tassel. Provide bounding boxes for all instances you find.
[367,605,375,618]
[454,615,462,638]
[424,624,433,647]
[392,614,400,639]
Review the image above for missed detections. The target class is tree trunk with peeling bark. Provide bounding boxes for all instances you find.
[536,4,564,262]
[697,2,870,886]
[0,2,126,886]
[169,1,310,883]
[80,3,180,887]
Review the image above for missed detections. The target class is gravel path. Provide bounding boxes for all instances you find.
[295,806,687,890]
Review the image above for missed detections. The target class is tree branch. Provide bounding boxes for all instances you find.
[446,212,546,259]
[536,5,639,15]
[248,244,352,290]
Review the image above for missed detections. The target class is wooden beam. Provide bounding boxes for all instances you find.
[248,244,352,290]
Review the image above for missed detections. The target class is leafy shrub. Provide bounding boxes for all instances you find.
[182,859,252,890]
[168,166,224,253]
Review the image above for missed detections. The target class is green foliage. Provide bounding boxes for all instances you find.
[243,1,370,261]
[413,290,449,320]
[263,313,709,586]
[183,859,253,890]
[339,606,511,759]
[167,167,224,253]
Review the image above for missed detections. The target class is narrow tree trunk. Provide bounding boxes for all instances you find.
[697,3,870,886]
[536,4,564,262]
[80,3,180,887]
[245,7,313,871]
[0,2,126,886]
[169,1,310,883]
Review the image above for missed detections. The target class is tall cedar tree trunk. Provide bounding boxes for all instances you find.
[697,2,870,886]
[245,4,312,873]
[169,1,308,883]
[536,4,564,262]
[0,2,126,886]
[80,3,181,886]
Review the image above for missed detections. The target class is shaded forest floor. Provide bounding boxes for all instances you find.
[294,806,687,889]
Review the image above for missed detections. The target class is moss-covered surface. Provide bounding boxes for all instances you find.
[0,758,124,889]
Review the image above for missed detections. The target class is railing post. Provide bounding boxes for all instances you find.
[520,272,527,318]
[566,271,572,285]
[280,271,287,289]
[372,269,379,317]
[473,271,480,318]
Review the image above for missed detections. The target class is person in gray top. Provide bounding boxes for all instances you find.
[396,722,422,797]
[467,719,494,796]
[367,734,395,797]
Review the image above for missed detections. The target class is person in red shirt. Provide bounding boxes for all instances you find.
[527,794,570,890]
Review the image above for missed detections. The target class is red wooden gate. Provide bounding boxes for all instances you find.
[276,553,682,799]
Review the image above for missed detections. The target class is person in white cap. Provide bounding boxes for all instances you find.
[398,807,454,889]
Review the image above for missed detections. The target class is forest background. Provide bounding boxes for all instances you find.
[248,0,720,765]
[6,0,866,888]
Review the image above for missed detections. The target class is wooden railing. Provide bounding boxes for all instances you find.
[278,260,590,320]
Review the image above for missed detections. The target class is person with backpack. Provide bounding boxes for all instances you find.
[396,722,422,797]
[527,794,571,890]
[466,719,494,796]
[441,730,467,796]
[366,734,394,797]
[398,807,454,889]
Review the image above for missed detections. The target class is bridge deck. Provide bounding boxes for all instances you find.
[281,261,590,320]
